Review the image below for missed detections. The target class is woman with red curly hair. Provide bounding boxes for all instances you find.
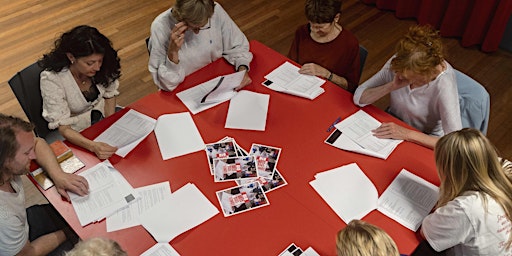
[353,25,461,149]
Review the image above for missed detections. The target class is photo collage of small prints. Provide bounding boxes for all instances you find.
[205,136,287,217]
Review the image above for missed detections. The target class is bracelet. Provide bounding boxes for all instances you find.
[328,71,333,81]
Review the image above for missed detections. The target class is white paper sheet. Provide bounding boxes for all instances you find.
[262,61,325,100]
[106,181,172,232]
[140,183,219,243]
[225,90,270,131]
[140,243,180,256]
[94,109,156,157]
[326,110,403,159]
[310,163,378,223]
[202,70,245,104]
[68,161,139,226]
[154,112,205,160]
[377,169,439,231]
[176,71,245,114]
[310,164,439,231]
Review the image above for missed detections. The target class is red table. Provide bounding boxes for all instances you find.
[31,40,438,255]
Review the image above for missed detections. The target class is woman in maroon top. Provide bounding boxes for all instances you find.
[288,0,360,93]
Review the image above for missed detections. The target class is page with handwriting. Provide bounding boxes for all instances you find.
[94,109,156,157]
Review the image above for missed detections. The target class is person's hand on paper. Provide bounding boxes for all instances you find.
[372,122,412,141]
[90,141,118,160]
[53,172,89,201]
[167,22,188,64]
[298,63,328,78]
[235,66,252,90]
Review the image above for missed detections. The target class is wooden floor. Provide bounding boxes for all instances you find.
[1,0,511,206]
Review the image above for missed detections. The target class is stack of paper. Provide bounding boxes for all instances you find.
[262,61,325,100]
[325,110,403,159]
[68,161,139,226]
[154,112,205,160]
[310,163,439,231]
[140,183,219,242]
[94,109,156,157]
[177,71,245,114]
[106,182,172,232]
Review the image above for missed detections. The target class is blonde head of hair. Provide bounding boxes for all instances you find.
[172,0,215,26]
[390,25,444,78]
[336,219,400,256]
[435,128,512,248]
[65,237,127,256]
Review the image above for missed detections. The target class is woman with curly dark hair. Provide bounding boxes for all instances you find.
[39,25,121,159]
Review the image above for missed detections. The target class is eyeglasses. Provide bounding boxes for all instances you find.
[188,18,211,31]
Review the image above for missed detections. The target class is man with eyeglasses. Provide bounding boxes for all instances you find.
[148,0,253,92]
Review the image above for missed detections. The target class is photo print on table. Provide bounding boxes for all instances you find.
[205,138,238,174]
[249,143,282,178]
[237,169,287,193]
[216,182,269,217]
[213,156,258,182]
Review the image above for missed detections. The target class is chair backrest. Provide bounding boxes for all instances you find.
[359,45,368,82]
[146,37,150,54]
[454,69,490,135]
[7,62,53,138]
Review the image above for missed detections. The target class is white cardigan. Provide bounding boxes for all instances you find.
[41,69,119,131]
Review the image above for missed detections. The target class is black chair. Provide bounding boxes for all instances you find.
[8,62,61,142]
[359,45,368,82]
[145,37,150,54]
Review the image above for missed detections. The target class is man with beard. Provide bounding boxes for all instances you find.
[0,114,89,256]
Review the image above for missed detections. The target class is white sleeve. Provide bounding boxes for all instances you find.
[422,200,473,252]
[353,57,394,107]
[148,10,186,91]
[40,71,81,129]
[216,3,253,69]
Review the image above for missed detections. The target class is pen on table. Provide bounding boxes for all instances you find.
[326,116,342,132]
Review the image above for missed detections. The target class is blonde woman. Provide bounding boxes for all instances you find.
[421,128,512,255]
[353,25,461,149]
[65,237,126,256]
[336,219,400,256]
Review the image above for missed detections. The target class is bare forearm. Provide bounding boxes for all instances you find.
[405,130,439,149]
[104,97,116,117]
[33,138,62,178]
[17,230,66,256]
[58,126,94,152]
[359,82,394,104]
